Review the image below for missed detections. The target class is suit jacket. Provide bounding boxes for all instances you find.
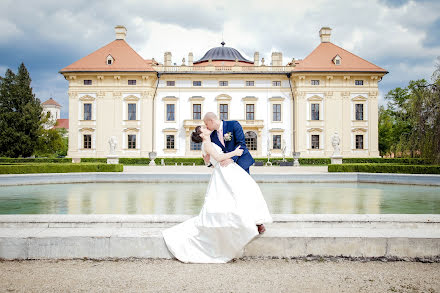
[210,120,255,171]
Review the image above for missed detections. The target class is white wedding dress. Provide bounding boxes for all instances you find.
[162,142,273,263]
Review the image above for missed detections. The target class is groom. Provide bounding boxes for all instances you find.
[203,112,254,173]
[203,112,265,234]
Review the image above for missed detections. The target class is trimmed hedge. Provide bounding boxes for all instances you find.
[342,158,432,165]
[328,163,440,174]
[0,157,71,163]
[74,157,434,166]
[0,163,123,174]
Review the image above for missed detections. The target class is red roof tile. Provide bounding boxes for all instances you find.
[293,42,387,73]
[60,40,155,72]
[53,119,69,129]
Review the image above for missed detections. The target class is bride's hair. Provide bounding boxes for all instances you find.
[191,126,203,143]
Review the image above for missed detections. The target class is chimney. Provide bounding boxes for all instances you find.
[115,25,127,40]
[164,52,172,66]
[319,27,332,43]
[188,52,193,66]
[271,52,282,66]
[254,52,260,66]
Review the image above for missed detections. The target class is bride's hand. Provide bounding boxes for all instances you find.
[234,145,244,156]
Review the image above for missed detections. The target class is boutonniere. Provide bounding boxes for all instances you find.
[224,132,233,141]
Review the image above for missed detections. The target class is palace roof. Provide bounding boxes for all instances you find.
[294,42,387,73]
[194,42,253,64]
[42,98,61,107]
[53,118,69,129]
[60,40,155,72]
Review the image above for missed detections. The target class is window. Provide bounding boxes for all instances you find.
[220,104,228,120]
[311,80,320,85]
[273,104,281,121]
[166,81,175,86]
[84,103,92,120]
[166,135,175,149]
[245,131,257,151]
[273,135,281,149]
[356,135,364,149]
[311,135,320,149]
[193,81,202,86]
[272,81,281,86]
[355,80,364,86]
[219,81,228,86]
[128,80,136,85]
[128,103,136,120]
[128,135,136,149]
[335,59,340,65]
[311,104,319,120]
[190,140,202,151]
[193,104,201,120]
[107,59,112,65]
[83,134,91,149]
[166,104,175,121]
[355,104,364,120]
[246,104,255,120]
[84,80,92,85]
[246,81,255,86]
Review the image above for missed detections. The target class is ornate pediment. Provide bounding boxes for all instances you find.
[162,96,178,101]
[124,95,140,101]
[307,95,323,101]
[123,127,140,132]
[307,128,323,132]
[352,95,367,101]
[79,127,95,132]
[215,94,232,101]
[79,95,95,101]
[189,96,205,101]
[242,96,258,101]
[351,127,367,132]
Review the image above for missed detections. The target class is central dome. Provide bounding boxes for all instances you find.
[194,42,253,64]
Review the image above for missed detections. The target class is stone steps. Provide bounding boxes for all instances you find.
[1,215,439,261]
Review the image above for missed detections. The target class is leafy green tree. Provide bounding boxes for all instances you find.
[0,63,43,157]
[379,62,440,163]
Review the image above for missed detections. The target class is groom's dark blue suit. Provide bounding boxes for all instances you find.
[210,120,255,174]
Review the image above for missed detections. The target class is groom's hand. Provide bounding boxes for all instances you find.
[220,158,233,167]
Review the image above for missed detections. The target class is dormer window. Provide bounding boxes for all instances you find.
[333,55,341,65]
[106,55,114,65]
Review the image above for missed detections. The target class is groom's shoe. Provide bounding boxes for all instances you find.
[257,224,266,234]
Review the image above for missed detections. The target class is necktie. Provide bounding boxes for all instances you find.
[217,128,225,146]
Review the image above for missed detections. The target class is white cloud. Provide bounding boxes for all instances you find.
[1,0,440,113]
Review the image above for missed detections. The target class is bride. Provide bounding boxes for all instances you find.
[162,125,273,263]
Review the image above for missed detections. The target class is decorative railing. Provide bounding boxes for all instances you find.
[154,66,294,73]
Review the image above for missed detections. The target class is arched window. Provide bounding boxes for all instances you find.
[245,131,257,151]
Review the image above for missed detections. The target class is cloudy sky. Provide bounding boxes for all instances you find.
[1,0,439,118]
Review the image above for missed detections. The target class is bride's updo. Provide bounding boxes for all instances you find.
[191,126,203,143]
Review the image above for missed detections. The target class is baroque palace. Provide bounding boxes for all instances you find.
[60,26,387,160]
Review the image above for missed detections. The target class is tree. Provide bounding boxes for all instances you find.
[379,61,440,163]
[0,63,43,157]
[34,112,66,157]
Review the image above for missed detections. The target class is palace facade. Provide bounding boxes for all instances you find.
[60,26,387,160]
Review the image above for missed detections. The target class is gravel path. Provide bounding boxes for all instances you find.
[1,258,439,292]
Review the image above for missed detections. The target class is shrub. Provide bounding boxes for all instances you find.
[0,163,123,174]
[342,158,432,165]
[328,163,440,174]
[0,157,71,163]
[80,158,107,163]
